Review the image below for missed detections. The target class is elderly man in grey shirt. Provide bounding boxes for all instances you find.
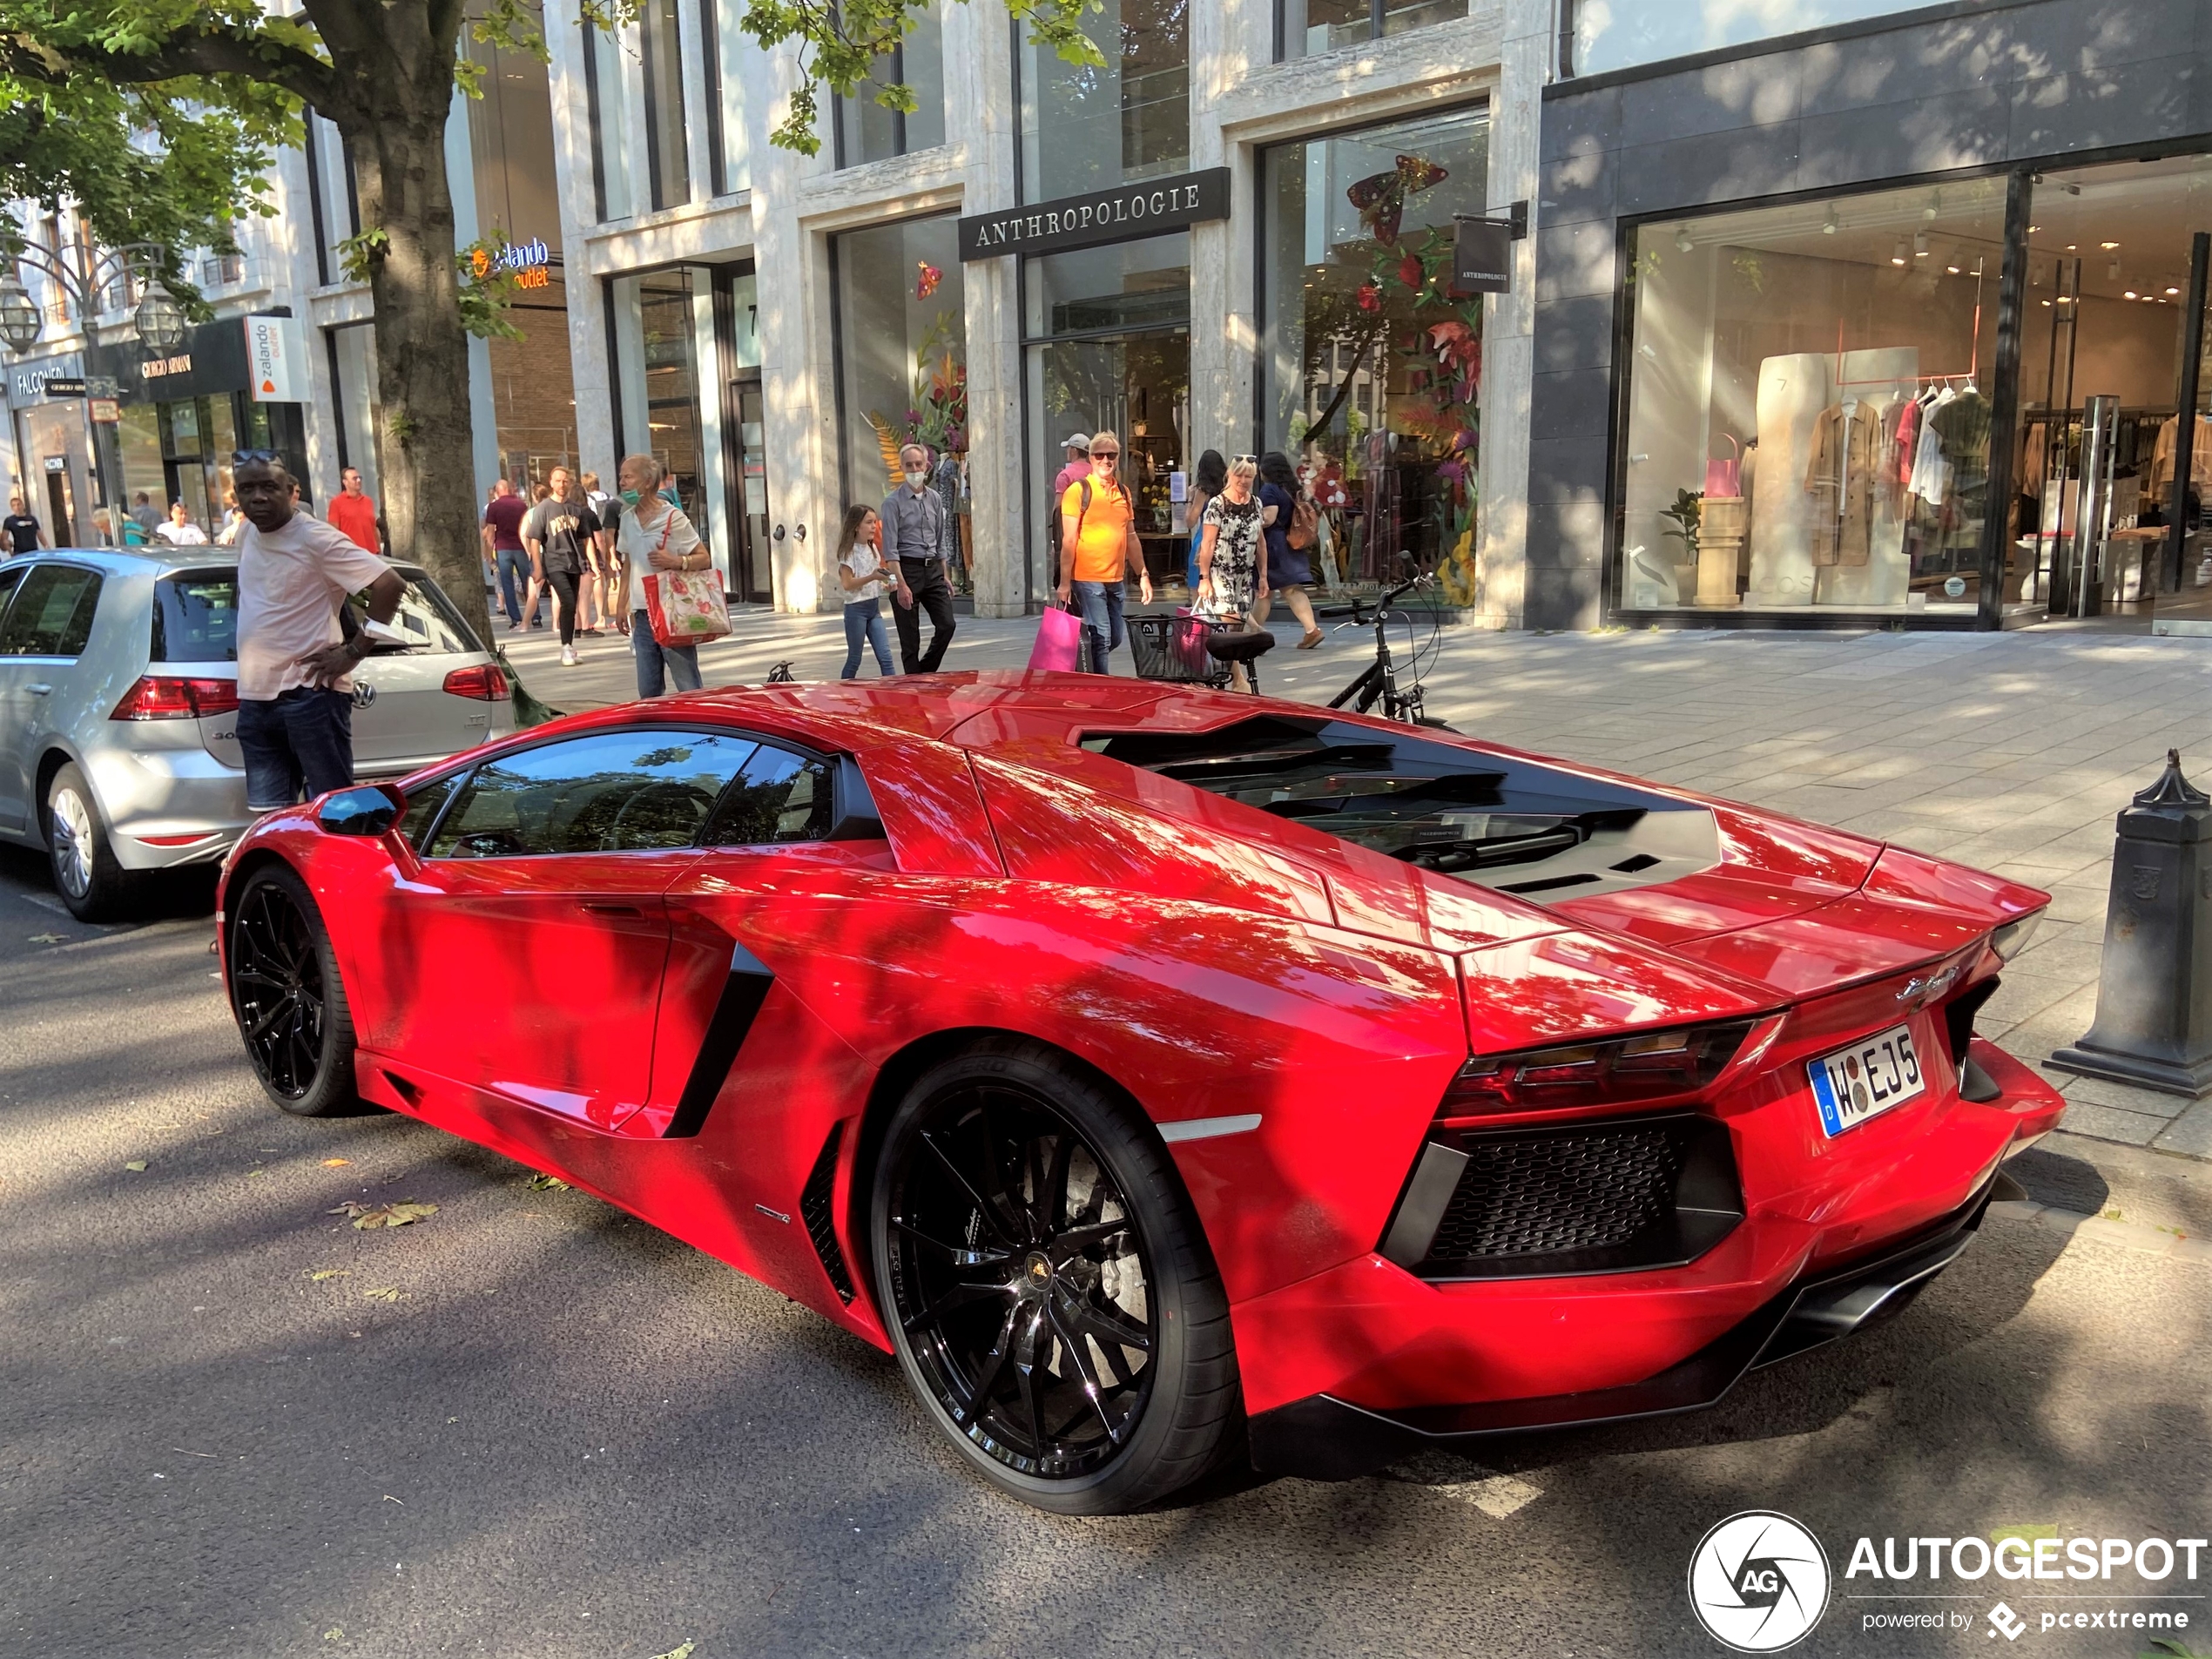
[882,442,956,673]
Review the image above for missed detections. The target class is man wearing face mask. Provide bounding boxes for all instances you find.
[881,442,953,674]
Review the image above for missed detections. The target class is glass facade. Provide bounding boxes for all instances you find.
[1279,0,1469,61]
[1259,105,1489,595]
[833,214,967,513]
[1620,179,2006,617]
[640,0,691,211]
[328,323,383,502]
[1571,0,1913,78]
[1020,0,1188,199]
[468,24,564,252]
[837,7,946,166]
[583,18,633,221]
[703,0,749,195]
[1024,234,1190,592]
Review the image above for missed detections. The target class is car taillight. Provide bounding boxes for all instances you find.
[111,676,240,720]
[1437,1019,1759,1121]
[442,664,509,700]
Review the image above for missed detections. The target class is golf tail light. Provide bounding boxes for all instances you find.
[442,664,510,700]
[111,675,240,720]
[1439,1020,1758,1120]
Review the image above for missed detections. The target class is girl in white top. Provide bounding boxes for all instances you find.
[835,503,896,679]
[612,453,710,698]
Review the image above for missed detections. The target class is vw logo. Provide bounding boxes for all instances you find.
[351,681,376,710]
[1687,1511,1831,1652]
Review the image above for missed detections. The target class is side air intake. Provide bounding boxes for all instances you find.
[800,1123,855,1303]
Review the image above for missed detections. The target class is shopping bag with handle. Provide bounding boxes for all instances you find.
[1028,603,1083,671]
[644,569,732,648]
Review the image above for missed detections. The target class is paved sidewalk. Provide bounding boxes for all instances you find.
[500,614,2212,1163]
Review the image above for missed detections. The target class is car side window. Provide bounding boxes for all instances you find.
[0,564,102,658]
[425,730,758,859]
[397,772,462,852]
[701,742,834,846]
[0,563,27,619]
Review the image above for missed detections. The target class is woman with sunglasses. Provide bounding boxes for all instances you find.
[1196,455,1264,692]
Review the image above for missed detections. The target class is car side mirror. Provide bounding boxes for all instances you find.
[319,783,406,838]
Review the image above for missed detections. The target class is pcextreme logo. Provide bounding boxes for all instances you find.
[1688,1511,1833,1652]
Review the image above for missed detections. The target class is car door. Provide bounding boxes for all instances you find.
[0,560,34,832]
[379,726,763,1130]
[0,561,101,834]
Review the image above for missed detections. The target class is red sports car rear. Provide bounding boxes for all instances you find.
[217,672,2065,1511]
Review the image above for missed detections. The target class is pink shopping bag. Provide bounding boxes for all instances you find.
[1028,604,1083,671]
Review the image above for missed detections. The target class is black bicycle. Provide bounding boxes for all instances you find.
[1325,560,1447,727]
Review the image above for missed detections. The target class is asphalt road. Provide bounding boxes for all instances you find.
[2,848,2208,1659]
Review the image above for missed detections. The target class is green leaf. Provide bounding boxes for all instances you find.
[124,1160,148,1172]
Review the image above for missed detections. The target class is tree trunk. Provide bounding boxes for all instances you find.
[331,81,493,648]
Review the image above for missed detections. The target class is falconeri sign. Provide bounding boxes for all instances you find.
[958,168,1231,261]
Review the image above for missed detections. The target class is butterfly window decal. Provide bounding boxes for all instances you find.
[1345,155,1448,246]
[916,261,943,300]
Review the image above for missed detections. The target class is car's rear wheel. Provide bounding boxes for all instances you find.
[871,1040,1239,1514]
[226,865,360,1117]
[44,763,136,922]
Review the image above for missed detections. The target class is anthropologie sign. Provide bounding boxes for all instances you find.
[958,169,1231,260]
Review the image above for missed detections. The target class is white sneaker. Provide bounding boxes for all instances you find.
[560,645,577,667]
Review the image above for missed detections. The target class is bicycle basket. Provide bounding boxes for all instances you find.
[1130,613,1228,685]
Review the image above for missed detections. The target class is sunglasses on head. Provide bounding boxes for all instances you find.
[232,448,283,467]
[1232,453,1258,464]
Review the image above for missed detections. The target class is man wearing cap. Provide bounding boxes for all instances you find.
[1053,434,1091,500]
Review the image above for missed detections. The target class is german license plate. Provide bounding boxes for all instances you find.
[1808,1023,1925,1136]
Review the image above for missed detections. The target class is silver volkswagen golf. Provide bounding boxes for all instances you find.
[0,545,516,919]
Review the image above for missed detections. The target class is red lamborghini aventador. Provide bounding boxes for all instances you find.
[219,672,2063,1513]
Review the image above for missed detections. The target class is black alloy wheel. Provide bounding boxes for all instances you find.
[873,1040,1238,1514]
[227,866,360,1117]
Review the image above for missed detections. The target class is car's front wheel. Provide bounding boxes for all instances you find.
[44,762,135,922]
[871,1040,1239,1514]
[226,864,361,1117]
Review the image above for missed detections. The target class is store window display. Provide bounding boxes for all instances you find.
[1258,106,1489,597]
[1620,179,2003,616]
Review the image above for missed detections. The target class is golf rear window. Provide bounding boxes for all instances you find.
[153,570,239,662]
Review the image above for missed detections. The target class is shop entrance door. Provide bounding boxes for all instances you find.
[43,461,75,545]
[2019,155,2212,632]
[724,376,772,605]
[1029,330,1190,593]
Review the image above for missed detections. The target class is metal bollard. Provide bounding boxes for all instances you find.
[2049,750,2212,1098]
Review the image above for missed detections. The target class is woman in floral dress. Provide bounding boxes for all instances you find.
[1197,455,1264,691]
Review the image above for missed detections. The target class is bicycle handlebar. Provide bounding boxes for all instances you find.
[1347,560,1434,625]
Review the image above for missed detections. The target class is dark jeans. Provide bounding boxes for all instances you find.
[894,557,956,674]
[1071,579,1127,674]
[238,687,354,811]
[631,608,702,698]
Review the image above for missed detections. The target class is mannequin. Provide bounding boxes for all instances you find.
[1749,354,1833,605]
[1820,347,1918,606]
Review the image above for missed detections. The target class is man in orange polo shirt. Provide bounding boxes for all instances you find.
[326,467,384,555]
[1054,428,1153,673]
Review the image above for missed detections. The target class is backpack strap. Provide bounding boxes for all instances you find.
[1073,476,1095,549]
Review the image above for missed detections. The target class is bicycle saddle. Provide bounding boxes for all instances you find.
[1205,629,1276,664]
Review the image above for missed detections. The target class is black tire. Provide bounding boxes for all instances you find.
[226,864,361,1117]
[870,1038,1239,1514]
[44,762,137,922]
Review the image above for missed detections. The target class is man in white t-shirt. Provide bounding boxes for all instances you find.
[155,501,209,546]
[232,454,404,810]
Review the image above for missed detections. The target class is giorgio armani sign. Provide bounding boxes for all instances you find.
[959,168,1231,261]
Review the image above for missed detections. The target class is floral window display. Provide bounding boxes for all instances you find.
[1259,107,1490,599]
[833,215,970,578]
